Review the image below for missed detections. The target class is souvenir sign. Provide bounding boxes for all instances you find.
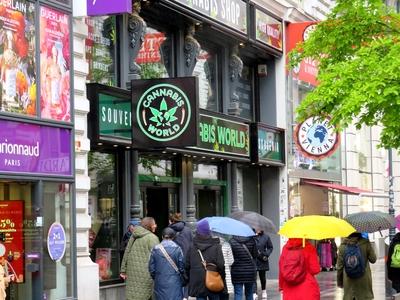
[294,116,340,160]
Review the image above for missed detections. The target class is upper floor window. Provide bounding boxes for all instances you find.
[229,63,253,120]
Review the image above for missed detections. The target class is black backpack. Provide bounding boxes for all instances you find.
[344,243,365,278]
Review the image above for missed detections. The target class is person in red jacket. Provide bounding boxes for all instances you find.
[279,238,320,300]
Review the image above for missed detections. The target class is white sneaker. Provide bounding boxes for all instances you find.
[253,293,258,300]
[262,290,267,299]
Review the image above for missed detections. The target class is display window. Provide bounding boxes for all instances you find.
[233,64,253,120]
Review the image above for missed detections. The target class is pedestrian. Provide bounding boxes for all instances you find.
[185,218,225,300]
[213,233,234,300]
[119,220,140,259]
[120,217,160,300]
[337,232,377,300]
[254,230,273,299]
[279,238,320,300]
[230,235,257,300]
[387,232,400,292]
[149,227,185,300]
[168,213,193,300]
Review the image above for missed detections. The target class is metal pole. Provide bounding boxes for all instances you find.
[389,148,395,241]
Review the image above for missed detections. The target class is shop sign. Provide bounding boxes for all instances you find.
[172,0,247,34]
[294,116,340,160]
[0,201,24,283]
[251,124,284,164]
[136,32,166,64]
[255,9,282,51]
[132,77,198,148]
[286,22,318,86]
[87,0,132,16]
[47,222,66,262]
[87,83,132,146]
[0,119,72,176]
[197,113,249,156]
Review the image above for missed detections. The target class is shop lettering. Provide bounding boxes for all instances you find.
[0,0,26,13]
[4,159,20,166]
[147,124,181,138]
[199,122,246,149]
[220,0,240,25]
[40,7,68,25]
[101,106,132,127]
[258,138,279,152]
[144,88,184,107]
[0,140,39,157]
[38,157,69,173]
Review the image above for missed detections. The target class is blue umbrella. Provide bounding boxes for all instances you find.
[201,216,255,237]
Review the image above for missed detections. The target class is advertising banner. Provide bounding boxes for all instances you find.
[286,22,318,86]
[87,0,132,16]
[0,0,36,116]
[132,77,198,148]
[0,200,24,283]
[172,0,247,34]
[40,6,71,122]
[135,32,166,64]
[251,124,284,164]
[197,113,249,156]
[0,119,72,176]
[255,9,282,51]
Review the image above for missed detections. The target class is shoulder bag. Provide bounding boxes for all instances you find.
[158,244,186,286]
[197,249,224,293]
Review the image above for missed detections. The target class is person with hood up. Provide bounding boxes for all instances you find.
[387,232,400,292]
[229,235,257,300]
[254,230,273,299]
[185,219,225,300]
[168,213,193,259]
[120,217,160,300]
[279,238,320,300]
[337,232,376,300]
[149,227,185,300]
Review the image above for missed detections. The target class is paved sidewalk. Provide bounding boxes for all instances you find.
[261,258,386,300]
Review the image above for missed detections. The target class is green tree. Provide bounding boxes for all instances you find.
[289,0,400,149]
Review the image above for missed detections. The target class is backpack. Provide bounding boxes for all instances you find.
[391,244,400,268]
[344,243,365,278]
[281,247,307,285]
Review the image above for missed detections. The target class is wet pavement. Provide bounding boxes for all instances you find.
[262,258,386,300]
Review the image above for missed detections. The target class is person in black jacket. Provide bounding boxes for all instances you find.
[230,235,257,300]
[185,219,225,300]
[254,230,273,299]
[387,232,400,292]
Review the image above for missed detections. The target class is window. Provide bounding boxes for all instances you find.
[194,47,219,112]
[88,152,120,283]
[138,157,174,177]
[85,16,117,86]
[231,64,253,120]
[136,26,172,79]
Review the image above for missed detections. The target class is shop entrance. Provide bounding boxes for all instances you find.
[195,187,223,219]
[141,186,178,238]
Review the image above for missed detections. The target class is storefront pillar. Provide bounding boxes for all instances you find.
[185,157,196,226]
[130,150,141,221]
[231,162,239,212]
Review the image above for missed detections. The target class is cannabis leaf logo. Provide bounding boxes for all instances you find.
[149,99,178,127]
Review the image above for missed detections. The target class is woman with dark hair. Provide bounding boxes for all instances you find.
[254,230,273,299]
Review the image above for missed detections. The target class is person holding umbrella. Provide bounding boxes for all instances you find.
[254,230,273,299]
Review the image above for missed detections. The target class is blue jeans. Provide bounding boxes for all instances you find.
[234,283,254,300]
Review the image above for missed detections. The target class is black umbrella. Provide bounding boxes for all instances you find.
[344,211,395,233]
[229,211,277,234]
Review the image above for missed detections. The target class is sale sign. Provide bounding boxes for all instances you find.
[0,200,24,283]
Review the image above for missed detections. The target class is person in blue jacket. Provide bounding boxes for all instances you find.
[149,227,185,300]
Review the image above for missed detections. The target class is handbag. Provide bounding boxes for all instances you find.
[158,244,186,286]
[197,249,224,293]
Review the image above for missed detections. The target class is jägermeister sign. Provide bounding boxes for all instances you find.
[87,83,132,146]
[132,77,198,148]
[197,113,249,156]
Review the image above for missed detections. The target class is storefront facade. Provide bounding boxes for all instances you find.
[0,0,76,299]
[73,0,288,298]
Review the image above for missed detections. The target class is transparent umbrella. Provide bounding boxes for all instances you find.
[229,211,277,234]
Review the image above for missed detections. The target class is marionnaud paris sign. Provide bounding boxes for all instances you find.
[86,0,132,16]
[294,116,340,160]
[132,77,198,148]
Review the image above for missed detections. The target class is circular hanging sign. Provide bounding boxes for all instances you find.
[47,222,66,262]
[294,116,340,160]
[136,83,192,142]
[303,24,317,41]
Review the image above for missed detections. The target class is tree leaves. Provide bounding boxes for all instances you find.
[290,0,400,149]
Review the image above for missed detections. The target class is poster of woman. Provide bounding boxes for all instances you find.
[40,5,70,122]
[0,0,36,115]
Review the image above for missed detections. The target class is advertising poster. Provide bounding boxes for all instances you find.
[136,32,166,64]
[0,200,24,283]
[0,0,36,115]
[40,6,70,122]
[96,248,112,281]
[255,9,282,51]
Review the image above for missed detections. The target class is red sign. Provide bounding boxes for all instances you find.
[255,9,283,51]
[286,22,318,86]
[0,201,24,283]
[135,32,166,64]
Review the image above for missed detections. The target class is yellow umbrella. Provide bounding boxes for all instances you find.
[278,215,356,240]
